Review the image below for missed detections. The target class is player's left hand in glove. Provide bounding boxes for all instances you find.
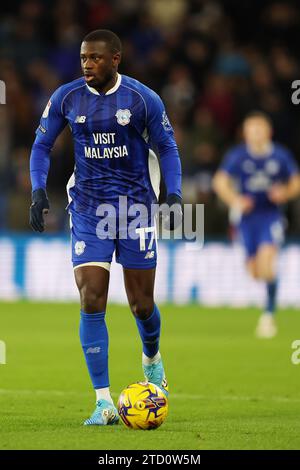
[30,188,50,232]
[163,193,183,231]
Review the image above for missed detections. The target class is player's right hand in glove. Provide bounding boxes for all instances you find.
[29,188,50,232]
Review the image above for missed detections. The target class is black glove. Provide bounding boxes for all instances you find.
[163,193,183,231]
[30,188,50,232]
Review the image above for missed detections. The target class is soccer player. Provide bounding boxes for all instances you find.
[213,111,300,338]
[29,30,182,425]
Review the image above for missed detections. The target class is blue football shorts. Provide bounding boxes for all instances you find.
[239,210,284,258]
[70,208,157,270]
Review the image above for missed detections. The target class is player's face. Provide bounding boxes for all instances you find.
[80,41,120,89]
[243,118,272,146]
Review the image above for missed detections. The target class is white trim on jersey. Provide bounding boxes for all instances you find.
[86,73,122,96]
[142,127,149,143]
[66,171,75,205]
[66,171,75,229]
[148,149,161,259]
[148,149,160,200]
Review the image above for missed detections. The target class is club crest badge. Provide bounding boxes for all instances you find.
[115,109,132,126]
[75,240,86,256]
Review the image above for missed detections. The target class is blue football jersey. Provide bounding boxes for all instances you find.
[30,73,182,214]
[220,143,298,212]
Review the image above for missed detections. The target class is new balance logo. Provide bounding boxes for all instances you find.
[144,251,155,259]
[86,347,101,354]
[75,115,86,123]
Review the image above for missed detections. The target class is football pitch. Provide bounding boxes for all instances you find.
[0,302,300,450]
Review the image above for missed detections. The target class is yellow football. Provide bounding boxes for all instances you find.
[117,381,168,430]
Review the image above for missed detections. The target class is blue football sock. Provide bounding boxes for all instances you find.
[266,280,278,315]
[135,304,161,358]
[79,311,109,389]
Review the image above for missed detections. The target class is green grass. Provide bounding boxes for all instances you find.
[0,302,300,450]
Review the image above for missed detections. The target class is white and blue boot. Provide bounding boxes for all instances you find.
[143,353,169,397]
[84,399,119,426]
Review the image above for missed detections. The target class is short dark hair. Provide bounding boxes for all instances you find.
[82,29,122,54]
[243,110,273,127]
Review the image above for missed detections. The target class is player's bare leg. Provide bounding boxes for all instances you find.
[249,244,278,338]
[256,244,278,282]
[246,257,258,280]
[75,265,110,313]
[123,267,168,395]
[74,265,119,425]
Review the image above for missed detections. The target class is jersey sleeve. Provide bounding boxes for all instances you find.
[145,91,182,198]
[219,149,240,177]
[30,86,68,191]
[280,148,299,179]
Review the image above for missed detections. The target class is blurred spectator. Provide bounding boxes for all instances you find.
[0,0,300,236]
[130,12,163,63]
[162,64,196,123]
[147,0,187,29]
[181,107,223,173]
[200,74,236,137]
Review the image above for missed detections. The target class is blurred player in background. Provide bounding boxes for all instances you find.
[29,30,182,425]
[213,111,300,338]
